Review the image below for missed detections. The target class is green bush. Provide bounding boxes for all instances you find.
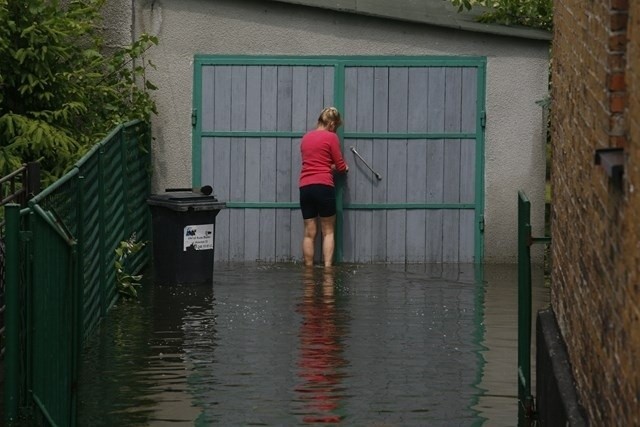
[0,0,157,184]
[451,0,553,31]
[115,234,146,299]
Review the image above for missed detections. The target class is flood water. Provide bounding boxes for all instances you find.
[77,263,548,426]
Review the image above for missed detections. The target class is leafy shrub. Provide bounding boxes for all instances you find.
[115,234,146,299]
[0,0,157,184]
[451,0,553,31]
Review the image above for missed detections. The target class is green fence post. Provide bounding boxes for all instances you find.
[517,191,533,424]
[98,145,107,317]
[4,204,20,423]
[334,62,345,264]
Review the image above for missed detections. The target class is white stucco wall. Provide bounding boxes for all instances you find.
[124,0,548,263]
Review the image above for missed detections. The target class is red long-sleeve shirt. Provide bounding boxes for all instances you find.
[299,130,348,188]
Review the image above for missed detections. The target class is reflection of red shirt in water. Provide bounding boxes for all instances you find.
[296,286,345,423]
[299,130,348,188]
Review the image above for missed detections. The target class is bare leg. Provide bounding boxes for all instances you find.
[319,215,336,267]
[302,218,317,267]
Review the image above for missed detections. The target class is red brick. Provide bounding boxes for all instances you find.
[608,72,626,90]
[608,53,627,71]
[608,135,627,148]
[610,93,626,112]
[611,0,629,12]
[609,33,628,52]
[610,12,629,31]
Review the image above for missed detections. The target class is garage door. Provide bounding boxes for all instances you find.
[193,56,485,263]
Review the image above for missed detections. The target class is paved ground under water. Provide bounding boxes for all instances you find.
[77,263,548,426]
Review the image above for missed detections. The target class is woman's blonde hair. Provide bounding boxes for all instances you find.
[317,107,342,131]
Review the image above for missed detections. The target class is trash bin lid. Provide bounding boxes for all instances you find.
[147,192,227,212]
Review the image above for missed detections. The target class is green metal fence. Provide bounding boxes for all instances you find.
[517,190,551,425]
[1,162,41,360]
[4,120,152,426]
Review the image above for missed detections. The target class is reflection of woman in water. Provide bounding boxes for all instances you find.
[295,267,348,423]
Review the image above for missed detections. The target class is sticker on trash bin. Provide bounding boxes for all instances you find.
[183,224,214,251]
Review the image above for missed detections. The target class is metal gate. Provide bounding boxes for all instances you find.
[3,121,152,426]
[193,56,485,263]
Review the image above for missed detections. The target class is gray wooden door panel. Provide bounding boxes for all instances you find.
[276,138,293,201]
[290,209,303,261]
[462,68,478,130]
[427,68,446,131]
[231,66,247,130]
[355,140,373,263]
[261,67,278,131]
[202,67,215,130]
[275,209,290,261]
[344,68,358,133]
[197,60,481,263]
[214,66,232,131]
[408,68,429,132]
[229,138,246,261]
[407,69,429,263]
[459,210,475,262]
[201,65,335,261]
[201,65,346,133]
[443,210,460,262]
[426,140,445,202]
[373,68,390,132]
[340,64,478,263]
[342,209,356,261]
[372,67,389,261]
[388,67,409,132]
[385,142,408,263]
[243,138,261,261]
[213,137,231,260]
[407,139,428,262]
[445,68,463,133]
[259,137,277,261]
[277,67,293,131]
[426,210,444,262]
[351,67,375,260]
[460,139,476,203]
[246,67,262,130]
[443,140,461,203]
[292,67,309,132]
[306,67,328,129]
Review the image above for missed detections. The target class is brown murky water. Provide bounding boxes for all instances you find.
[77,263,548,426]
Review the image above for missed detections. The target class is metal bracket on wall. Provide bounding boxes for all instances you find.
[594,147,624,191]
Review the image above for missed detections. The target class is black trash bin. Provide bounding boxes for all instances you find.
[147,189,226,285]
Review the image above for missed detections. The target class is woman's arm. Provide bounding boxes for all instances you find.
[329,134,348,172]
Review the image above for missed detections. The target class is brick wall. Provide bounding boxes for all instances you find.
[625,3,640,404]
[550,0,639,423]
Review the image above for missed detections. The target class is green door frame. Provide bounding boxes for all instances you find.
[192,55,486,263]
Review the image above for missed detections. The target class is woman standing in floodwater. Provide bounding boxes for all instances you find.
[299,107,349,267]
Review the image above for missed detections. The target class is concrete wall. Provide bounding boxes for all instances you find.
[115,0,549,263]
[551,0,640,423]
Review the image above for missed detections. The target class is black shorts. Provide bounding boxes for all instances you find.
[299,184,336,219]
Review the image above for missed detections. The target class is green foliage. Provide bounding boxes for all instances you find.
[115,234,146,300]
[0,0,158,184]
[451,0,552,31]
